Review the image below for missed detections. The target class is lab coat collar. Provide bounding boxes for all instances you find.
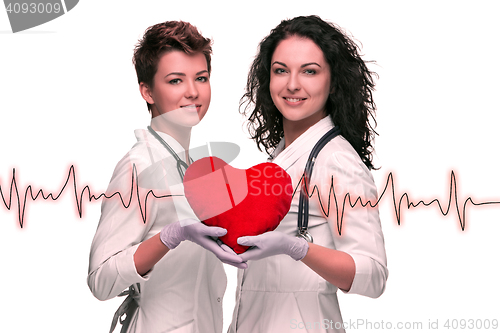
[134,128,188,164]
[270,116,334,171]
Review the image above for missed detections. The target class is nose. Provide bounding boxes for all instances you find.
[287,72,301,92]
[185,80,199,99]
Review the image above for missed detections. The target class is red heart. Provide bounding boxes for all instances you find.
[183,157,293,254]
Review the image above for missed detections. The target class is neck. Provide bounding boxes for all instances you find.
[282,114,328,148]
[150,118,192,159]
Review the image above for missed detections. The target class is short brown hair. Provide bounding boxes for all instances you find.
[133,21,212,112]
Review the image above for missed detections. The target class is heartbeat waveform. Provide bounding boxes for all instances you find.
[296,171,500,234]
[0,165,178,228]
[1,166,499,230]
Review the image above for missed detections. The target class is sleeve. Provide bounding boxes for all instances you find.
[319,141,388,298]
[87,152,161,301]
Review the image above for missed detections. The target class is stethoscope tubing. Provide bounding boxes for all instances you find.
[297,126,341,243]
[147,126,190,180]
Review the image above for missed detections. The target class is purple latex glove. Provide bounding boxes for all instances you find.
[237,231,309,262]
[160,219,247,269]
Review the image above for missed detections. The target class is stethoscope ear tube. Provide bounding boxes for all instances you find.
[147,126,190,180]
[297,126,341,243]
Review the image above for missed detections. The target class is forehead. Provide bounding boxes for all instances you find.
[156,50,207,74]
[272,36,327,64]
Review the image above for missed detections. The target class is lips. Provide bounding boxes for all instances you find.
[283,97,307,105]
[180,104,201,112]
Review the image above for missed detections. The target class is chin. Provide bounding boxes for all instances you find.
[156,108,203,128]
[173,119,201,129]
[180,113,203,127]
[186,119,202,127]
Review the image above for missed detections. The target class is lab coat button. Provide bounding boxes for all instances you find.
[217,297,221,302]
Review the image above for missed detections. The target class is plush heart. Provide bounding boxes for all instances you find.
[183,156,293,254]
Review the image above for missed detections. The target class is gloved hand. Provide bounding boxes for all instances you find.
[160,219,247,269]
[237,231,309,262]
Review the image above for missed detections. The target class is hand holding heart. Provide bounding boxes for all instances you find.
[237,231,309,261]
[159,219,247,269]
[183,157,293,254]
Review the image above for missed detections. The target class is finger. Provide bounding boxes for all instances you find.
[219,243,237,255]
[216,250,245,263]
[217,241,247,267]
[221,260,248,269]
[237,236,255,246]
[199,238,245,264]
[238,247,263,262]
[199,225,227,238]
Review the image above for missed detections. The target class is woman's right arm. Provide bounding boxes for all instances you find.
[87,154,158,301]
[134,219,248,276]
[133,233,170,276]
[88,154,246,300]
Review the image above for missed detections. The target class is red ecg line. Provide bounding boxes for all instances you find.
[1,166,499,230]
[0,165,178,228]
[295,171,500,234]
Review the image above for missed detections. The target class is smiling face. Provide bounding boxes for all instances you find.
[140,50,211,128]
[270,36,331,137]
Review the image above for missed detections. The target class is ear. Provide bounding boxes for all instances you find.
[139,82,155,105]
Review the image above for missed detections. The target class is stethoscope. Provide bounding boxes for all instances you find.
[147,126,191,180]
[296,126,341,243]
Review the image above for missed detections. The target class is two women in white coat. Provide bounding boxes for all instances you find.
[229,15,388,333]
[88,15,387,333]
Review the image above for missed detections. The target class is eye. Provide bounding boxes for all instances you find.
[273,68,287,74]
[169,78,182,85]
[304,69,316,75]
[196,76,209,82]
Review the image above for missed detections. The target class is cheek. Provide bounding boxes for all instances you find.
[314,77,331,101]
[269,77,282,104]
[157,85,175,100]
[201,84,211,102]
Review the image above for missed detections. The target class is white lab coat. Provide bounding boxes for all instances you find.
[88,128,226,333]
[229,117,388,333]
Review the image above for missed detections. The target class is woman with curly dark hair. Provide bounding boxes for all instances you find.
[229,16,388,332]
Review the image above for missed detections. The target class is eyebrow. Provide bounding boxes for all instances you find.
[271,61,322,68]
[165,70,209,78]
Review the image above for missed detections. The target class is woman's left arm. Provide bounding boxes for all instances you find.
[300,243,355,292]
[316,147,388,298]
[238,230,385,297]
[238,144,388,298]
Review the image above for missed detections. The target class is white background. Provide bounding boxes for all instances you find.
[1,1,499,332]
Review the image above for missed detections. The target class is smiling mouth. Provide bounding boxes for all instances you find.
[284,97,306,102]
[181,104,200,109]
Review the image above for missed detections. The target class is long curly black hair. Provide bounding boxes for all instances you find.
[241,15,378,169]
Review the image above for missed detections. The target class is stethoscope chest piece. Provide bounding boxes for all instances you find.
[297,230,314,243]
